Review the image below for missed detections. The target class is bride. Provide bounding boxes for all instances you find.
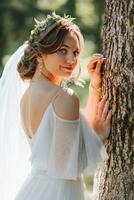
[0,12,112,200]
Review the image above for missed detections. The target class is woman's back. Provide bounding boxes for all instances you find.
[20,79,79,139]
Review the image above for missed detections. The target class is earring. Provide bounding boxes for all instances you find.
[71,62,85,88]
[39,57,46,74]
[39,58,54,82]
[39,66,42,73]
[72,62,82,82]
[60,63,85,88]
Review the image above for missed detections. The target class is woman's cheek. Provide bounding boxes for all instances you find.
[54,53,65,63]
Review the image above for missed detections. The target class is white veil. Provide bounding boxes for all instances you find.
[0,43,31,200]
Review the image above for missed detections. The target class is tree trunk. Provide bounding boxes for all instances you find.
[93,0,134,199]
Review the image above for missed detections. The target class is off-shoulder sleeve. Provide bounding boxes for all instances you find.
[46,111,108,180]
[78,112,108,177]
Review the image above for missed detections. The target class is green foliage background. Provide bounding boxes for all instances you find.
[0,0,105,74]
[0,0,105,192]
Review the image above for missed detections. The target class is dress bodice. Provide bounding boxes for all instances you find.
[25,94,108,180]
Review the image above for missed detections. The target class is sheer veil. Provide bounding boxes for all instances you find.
[0,43,31,200]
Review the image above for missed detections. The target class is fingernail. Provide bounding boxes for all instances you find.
[110,109,113,115]
[103,95,106,99]
[103,96,107,101]
[105,94,108,98]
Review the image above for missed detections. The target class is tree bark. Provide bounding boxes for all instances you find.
[93,0,134,199]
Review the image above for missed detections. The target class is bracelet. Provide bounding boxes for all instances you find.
[90,84,102,92]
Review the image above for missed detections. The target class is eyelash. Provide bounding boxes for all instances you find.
[59,48,79,56]
[59,48,67,55]
[74,51,79,56]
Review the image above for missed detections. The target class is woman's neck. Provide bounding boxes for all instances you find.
[31,68,61,86]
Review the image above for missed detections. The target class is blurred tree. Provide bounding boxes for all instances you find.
[0,0,8,73]
[57,0,76,16]
[0,0,50,72]
[93,0,134,199]
[92,0,106,52]
[0,0,106,76]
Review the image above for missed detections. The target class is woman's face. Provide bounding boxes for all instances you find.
[42,31,81,80]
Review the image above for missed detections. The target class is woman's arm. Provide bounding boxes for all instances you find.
[83,55,112,142]
[83,84,102,127]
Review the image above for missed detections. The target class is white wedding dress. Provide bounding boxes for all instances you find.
[15,88,108,200]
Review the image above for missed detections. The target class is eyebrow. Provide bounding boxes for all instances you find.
[61,44,80,51]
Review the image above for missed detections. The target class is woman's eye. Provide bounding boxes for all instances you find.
[59,48,67,54]
[74,51,79,56]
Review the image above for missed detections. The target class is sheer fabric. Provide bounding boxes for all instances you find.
[0,43,31,200]
[28,103,108,180]
[15,98,108,200]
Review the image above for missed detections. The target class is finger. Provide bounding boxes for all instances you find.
[106,109,112,121]
[97,95,107,118]
[95,58,106,74]
[92,53,104,58]
[90,54,105,63]
[87,58,102,70]
[87,59,98,71]
[101,100,110,120]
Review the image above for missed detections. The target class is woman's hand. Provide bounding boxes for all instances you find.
[87,54,106,89]
[87,54,111,141]
[92,95,112,141]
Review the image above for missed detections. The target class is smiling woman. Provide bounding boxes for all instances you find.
[41,32,80,79]
[17,15,84,84]
[0,12,112,200]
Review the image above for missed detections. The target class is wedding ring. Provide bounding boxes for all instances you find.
[92,53,103,58]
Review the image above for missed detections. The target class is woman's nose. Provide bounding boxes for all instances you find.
[66,54,76,66]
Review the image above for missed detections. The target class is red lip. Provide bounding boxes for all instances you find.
[61,66,73,70]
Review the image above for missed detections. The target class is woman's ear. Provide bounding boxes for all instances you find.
[37,53,43,61]
[36,54,42,66]
[36,54,43,69]
[37,53,47,68]
[38,53,42,58]
[38,53,47,60]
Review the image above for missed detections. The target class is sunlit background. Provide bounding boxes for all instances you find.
[0,0,105,197]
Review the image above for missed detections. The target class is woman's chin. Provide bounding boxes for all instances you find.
[60,73,72,78]
[60,70,73,78]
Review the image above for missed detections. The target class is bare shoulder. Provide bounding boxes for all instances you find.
[53,88,80,120]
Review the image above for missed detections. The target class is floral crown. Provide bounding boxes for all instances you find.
[29,12,75,42]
